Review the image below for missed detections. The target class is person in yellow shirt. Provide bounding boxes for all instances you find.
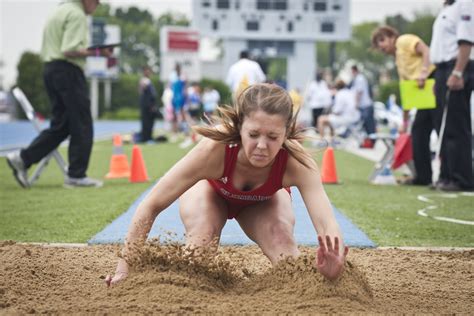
[371,25,439,186]
[288,88,303,113]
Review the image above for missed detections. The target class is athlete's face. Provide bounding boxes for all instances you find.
[240,110,287,168]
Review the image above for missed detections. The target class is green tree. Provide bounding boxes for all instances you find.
[405,13,435,45]
[15,52,49,118]
[93,7,190,74]
[116,7,153,24]
[385,14,410,34]
[317,22,390,76]
[267,58,287,82]
[157,11,190,28]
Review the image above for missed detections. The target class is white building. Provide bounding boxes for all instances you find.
[192,0,350,90]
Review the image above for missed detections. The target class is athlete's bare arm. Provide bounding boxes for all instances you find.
[283,145,347,280]
[106,138,225,286]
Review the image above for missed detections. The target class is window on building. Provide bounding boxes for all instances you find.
[287,21,293,32]
[202,1,211,8]
[247,21,260,31]
[274,0,288,10]
[217,0,230,9]
[212,20,219,30]
[257,0,287,10]
[333,4,341,10]
[314,1,327,11]
[235,0,240,9]
[321,22,334,32]
[257,0,271,10]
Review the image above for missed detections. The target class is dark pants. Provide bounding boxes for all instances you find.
[411,107,442,184]
[140,106,156,142]
[312,108,324,127]
[360,105,376,135]
[434,60,474,189]
[21,60,93,178]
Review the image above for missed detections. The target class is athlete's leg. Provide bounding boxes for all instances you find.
[179,180,228,249]
[236,189,299,265]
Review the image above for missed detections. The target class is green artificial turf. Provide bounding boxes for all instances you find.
[0,140,185,243]
[1,140,473,246]
[316,150,474,247]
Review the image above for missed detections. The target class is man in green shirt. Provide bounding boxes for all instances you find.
[7,0,112,188]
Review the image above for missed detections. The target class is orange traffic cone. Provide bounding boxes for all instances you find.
[129,145,149,183]
[320,147,339,184]
[105,134,131,179]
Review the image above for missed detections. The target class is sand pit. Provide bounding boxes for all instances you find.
[0,241,472,314]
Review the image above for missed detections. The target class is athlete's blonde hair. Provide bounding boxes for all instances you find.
[193,83,314,169]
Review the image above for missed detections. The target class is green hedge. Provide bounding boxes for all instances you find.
[376,80,400,105]
[200,77,232,105]
[100,76,231,120]
[109,74,164,111]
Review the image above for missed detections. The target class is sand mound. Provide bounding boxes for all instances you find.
[0,242,472,314]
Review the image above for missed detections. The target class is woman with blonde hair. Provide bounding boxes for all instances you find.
[106,83,348,286]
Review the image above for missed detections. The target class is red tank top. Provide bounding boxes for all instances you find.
[207,143,289,207]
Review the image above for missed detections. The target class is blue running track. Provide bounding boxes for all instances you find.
[89,184,376,247]
[0,120,163,155]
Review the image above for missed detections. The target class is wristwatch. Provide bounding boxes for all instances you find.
[451,70,463,79]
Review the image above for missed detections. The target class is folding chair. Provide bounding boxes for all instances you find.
[368,132,397,183]
[12,87,68,186]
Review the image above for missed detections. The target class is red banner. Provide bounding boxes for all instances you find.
[168,31,199,51]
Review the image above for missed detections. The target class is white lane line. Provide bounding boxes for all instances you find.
[417,193,474,225]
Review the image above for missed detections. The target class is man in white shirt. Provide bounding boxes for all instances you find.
[226,51,266,95]
[429,0,474,191]
[202,86,220,116]
[304,71,332,129]
[351,65,376,148]
[317,80,360,141]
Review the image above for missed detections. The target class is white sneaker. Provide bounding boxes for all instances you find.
[6,151,29,188]
[179,138,193,149]
[64,176,103,188]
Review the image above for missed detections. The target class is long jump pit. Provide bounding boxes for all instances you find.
[0,241,472,314]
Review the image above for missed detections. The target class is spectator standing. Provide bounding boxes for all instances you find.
[138,66,158,143]
[351,65,376,148]
[226,51,266,96]
[288,88,303,114]
[161,83,174,132]
[6,0,109,188]
[202,86,220,117]
[171,64,188,133]
[186,83,202,120]
[371,26,437,186]
[429,0,474,191]
[304,71,332,129]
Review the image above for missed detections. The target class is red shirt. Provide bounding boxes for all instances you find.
[207,143,289,218]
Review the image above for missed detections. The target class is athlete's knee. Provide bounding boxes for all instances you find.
[268,221,296,249]
[185,221,223,246]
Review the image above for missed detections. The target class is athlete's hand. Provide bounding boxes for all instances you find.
[105,258,129,287]
[316,235,349,281]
